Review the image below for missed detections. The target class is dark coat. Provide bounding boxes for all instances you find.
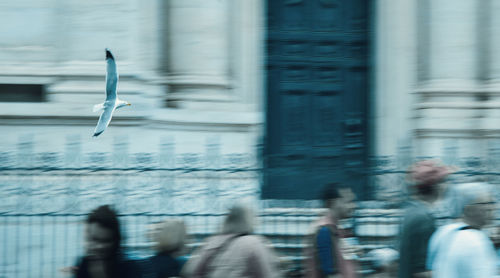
[74,253,143,278]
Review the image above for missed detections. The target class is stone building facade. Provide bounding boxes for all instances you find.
[376,0,500,160]
[3,0,500,276]
[1,0,499,204]
[0,0,265,211]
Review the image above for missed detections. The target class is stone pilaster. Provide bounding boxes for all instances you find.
[374,0,417,157]
[428,0,479,85]
[164,0,232,109]
[414,0,485,159]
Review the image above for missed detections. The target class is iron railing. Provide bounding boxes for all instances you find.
[3,137,500,276]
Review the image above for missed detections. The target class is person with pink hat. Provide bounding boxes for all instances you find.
[398,160,454,278]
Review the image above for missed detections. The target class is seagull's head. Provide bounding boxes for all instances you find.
[116,100,131,109]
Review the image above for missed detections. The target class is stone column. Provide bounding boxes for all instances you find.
[488,0,500,82]
[166,0,231,107]
[133,0,161,75]
[415,0,483,159]
[229,0,264,112]
[374,0,417,157]
[427,0,479,86]
[374,0,417,202]
[0,0,57,71]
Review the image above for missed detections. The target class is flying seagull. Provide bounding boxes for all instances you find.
[92,48,130,137]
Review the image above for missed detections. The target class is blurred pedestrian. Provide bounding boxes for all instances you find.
[426,182,497,277]
[74,205,143,278]
[398,160,453,278]
[181,203,282,278]
[303,182,359,278]
[146,219,187,278]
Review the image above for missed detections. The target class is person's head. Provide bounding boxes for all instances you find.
[85,205,121,259]
[408,160,453,200]
[452,182,496,228]
[152,219,186,254]
[222,204,256,235]
[321,183,356,220]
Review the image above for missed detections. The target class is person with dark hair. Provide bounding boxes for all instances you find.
[398,160,453,278]
[303,182,358,278]
[74,205,143,278]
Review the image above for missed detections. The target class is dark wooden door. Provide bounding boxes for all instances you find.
[263,0,370,200]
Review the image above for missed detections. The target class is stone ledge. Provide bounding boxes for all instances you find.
[415,128,500,138]
[149,109,263,126]
[0,103,263,132]
[0,103,144,119]
[417,102,500,109]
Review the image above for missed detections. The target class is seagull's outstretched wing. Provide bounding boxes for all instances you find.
[93,105,114,137]
[105,49,118,101]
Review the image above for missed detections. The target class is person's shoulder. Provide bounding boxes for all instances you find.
[236,234,272,248]
[430,223,465,245]
[436,222,465,234]
[402,211,431,229]
[74,255,90,269]
[235,235,279,259]
[150,253,177,264]
[72,256,89,277]
[403,203,434,223]
[198,234,232,250]
[318,225,332,231]
[175,255,188,268]
[119,255,144,275]
[148,253,184,277]
[122,257,142,267]
[240,234,265,242]
[456,229,492,247]
[316,225,335,239]
[404,201,430,215]
[444,228,494,260]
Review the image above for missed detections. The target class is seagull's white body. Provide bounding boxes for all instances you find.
[93,49,130,137]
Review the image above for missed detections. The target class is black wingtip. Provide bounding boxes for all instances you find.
[93,131,104,137]
[105,49,114,60]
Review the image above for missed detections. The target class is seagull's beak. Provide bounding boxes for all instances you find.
[127,103,131,106]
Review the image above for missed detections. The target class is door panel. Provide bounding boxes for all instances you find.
[263,0,370,200]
